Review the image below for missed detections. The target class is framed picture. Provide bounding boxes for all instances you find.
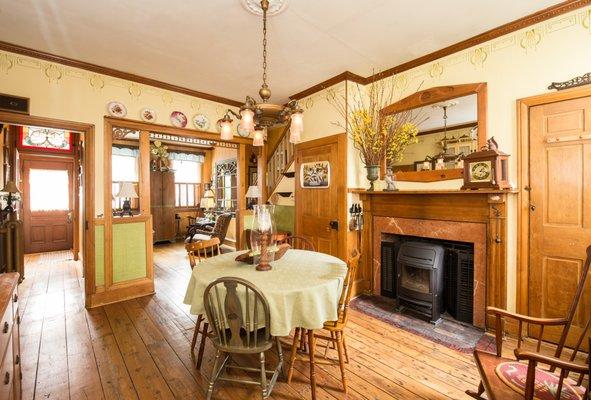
[300,161,330,188]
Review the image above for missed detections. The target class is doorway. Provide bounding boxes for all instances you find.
[0,112,93,304]
[518,88,591,347]
[22,156,74,254]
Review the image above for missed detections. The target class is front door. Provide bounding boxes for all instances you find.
[294,133,347,259]
[22,158,74,254]
[528,96,591,345]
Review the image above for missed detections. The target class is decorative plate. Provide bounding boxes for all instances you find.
[237,124,250,138]
[193,114,210,131]
[170,111,188,128]
[140,108,157,122]
[107,101,127,118]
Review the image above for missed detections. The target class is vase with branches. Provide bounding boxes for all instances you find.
[328,78,421,190]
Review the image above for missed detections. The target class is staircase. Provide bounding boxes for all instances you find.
[266,126,295,199]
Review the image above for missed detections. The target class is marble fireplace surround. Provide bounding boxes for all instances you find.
[373,216,487,328]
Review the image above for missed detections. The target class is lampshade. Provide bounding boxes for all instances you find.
[220,118,233,141]
[0,180,20,194]
[289,111,304,143]
[203,189,215,199]
[200,196,216,209]
[115,182,138,198]
[253,127,265,147]
[245,185,261,198]
[239,108,255,133]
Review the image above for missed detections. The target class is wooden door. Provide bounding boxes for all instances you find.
[528,96,591,345]
[150,171,175,242]
[22,158,74,253]
[295,134,347,259]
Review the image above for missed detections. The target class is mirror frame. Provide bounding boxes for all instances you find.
[380,82,487,182]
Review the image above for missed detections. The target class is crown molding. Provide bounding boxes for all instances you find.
[0,40,243,108]
[289,0,591,100]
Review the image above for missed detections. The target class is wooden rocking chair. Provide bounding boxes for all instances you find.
[467,245,591,400]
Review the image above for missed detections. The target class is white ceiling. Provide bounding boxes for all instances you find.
[0,0,561,103]
[416,94,477,131]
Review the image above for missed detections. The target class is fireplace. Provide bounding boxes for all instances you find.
[396,241,445,324]
[356,190,512,330]
[383,235,475,325]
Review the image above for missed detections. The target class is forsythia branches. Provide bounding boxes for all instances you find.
[328,78,421,167]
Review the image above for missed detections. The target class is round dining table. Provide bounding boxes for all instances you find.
[183,248,347,337]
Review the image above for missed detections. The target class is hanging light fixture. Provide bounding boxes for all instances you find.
[220,0,303,145]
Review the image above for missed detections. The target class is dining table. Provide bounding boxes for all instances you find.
[183,248,348,398]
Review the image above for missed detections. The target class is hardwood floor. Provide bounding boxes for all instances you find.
[20,245,495,399]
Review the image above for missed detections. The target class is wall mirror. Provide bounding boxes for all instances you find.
[381,83,487,182]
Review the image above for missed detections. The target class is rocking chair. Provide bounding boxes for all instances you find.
[467,245,591,400]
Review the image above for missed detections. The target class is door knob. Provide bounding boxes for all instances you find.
[530,204,536,211]
[329,220,339,230]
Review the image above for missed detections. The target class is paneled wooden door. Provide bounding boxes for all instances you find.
[294,133,347,259]
[22,157,74,254]
[528,96,591,345]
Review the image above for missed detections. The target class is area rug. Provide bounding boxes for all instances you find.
[350,295,494,353]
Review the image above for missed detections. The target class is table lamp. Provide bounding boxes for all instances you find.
[245,185,261,209]
[0,181,21,213]
[115,182,138,217]
[200,188,216,219]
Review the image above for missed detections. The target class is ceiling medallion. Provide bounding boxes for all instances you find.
[241,0,288,16]
[220,0,302,145]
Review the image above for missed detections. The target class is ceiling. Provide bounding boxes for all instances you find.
[0,0,561,103]
[416,94,477,132]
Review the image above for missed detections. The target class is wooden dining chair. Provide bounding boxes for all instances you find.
[186,237,221,269]
[467,245,591,400]
[285,235,315,251]
[287,249,361,394]
[203,277,284,400]
[185,237,221,369]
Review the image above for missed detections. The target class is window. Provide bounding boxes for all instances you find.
[171,152,204,207]
[29,169,69,211]
[112,146,139,210]
[19,126,73,153]
[215,159,237,210]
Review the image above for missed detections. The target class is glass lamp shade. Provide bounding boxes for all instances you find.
[289,111,304,143]
[250,204,276,271]
[220,119,233,141]
[239,109,255,133]
[116,182,138,198]
[253,127,265,147]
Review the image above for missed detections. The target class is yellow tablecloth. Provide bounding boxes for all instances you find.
[183,249,347,336]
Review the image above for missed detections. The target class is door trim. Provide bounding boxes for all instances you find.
[516,85,591,316]
[0,111,94,305]
[294,133,348,261]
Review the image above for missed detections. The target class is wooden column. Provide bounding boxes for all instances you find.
[236,144,248,250]
[257,145,268,203]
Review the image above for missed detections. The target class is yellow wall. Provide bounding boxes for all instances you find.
[297,6,591,311]
[0,52,241,216]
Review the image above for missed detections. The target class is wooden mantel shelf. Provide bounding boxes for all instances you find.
[349,188,519,195]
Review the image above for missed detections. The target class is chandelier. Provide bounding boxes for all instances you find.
[218,0,303,146]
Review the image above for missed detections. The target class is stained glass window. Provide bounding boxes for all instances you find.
[19,126,73,152]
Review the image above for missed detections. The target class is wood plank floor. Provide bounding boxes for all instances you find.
[20,245,505,399]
